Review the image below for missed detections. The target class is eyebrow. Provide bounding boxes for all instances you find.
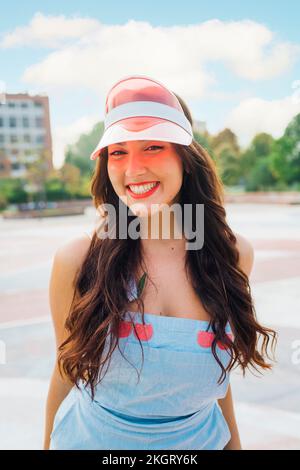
[114,140,156,147]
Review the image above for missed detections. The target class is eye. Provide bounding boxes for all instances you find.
[109,145,163,157]
[146,145,163,151]
[109,150,125,157]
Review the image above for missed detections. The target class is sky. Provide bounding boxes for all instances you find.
[1,0,300,168]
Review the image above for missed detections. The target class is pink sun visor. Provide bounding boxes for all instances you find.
[90,75,193,160]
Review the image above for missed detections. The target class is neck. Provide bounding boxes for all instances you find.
[139,209,187,256]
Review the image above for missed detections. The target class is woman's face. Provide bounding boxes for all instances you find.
[107,140,183,216]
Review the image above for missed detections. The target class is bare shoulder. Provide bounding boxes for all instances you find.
[49,234,92,348]
[54,234,92,274]
[234,232,254,277]
[50,233,92,299]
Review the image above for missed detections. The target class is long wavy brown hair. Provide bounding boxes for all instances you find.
[57,93,277,400]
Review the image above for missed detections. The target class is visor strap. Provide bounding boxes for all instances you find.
[104,101,193,135]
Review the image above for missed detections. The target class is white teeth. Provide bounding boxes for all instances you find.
[128,182,159,194]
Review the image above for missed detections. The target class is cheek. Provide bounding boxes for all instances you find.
[107,161,123,185]
[151,158,174,179]
[107,160,119,174]
[160,157,183,187]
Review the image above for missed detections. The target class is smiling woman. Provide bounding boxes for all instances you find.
[107,139,183,214]
[45,74,277,451]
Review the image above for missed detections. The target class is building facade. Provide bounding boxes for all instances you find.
[0,93,53,179]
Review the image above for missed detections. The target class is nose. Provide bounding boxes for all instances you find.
[124,152,147,179]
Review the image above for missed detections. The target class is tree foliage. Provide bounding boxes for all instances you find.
[2,113,300,210]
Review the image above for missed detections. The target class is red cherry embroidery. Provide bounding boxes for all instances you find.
[197,331,215,348]
[118,320,133,338]
[197,331,234,349]
[133,323,153,341]
[217,333,234,350]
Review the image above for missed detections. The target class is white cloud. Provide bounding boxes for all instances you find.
[205,89,253,101]
[52,114,99,169]
[2,13,300,157]
[0,15,297,102]
[0,12,99,48]
[224,95,300,147]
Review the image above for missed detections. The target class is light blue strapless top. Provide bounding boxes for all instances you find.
[49,277,232,450]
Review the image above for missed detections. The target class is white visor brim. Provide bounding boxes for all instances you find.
[90,121,193,160]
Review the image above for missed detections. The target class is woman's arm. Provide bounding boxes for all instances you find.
[43,236,91,450]
[218,384,242,450]
[44,364,74,450]
[217,232,254,450]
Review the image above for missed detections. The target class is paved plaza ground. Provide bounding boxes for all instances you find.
[0,203,300,449]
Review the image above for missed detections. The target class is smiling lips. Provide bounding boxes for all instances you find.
[126,181,160,199]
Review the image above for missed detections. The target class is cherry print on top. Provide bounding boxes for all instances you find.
[49,255,233,450]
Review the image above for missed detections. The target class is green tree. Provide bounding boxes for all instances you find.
[269,113,300,186]
[210,128,242,186]
[245,157,278,191]
[65,121,104,176]
[0,178,27,207]
[60,163,81,198]
[211,128,240,155]
[240,133,276,190]
[193,130,213,154]
[44,169,68,201]
[25,149,51,203]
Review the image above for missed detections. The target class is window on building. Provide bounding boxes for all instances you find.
[34,102,42,108]
[11,162,20,170]
[35,117,43,128]
[0,117,4,127]
[9,117,17,127]
[21,102,28,108]
[8,102,16,108]
[10,135,18,143]
[24,134,31,143]
[36,135,45,144]
[0,134,4,143]
[22,117,29,128]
